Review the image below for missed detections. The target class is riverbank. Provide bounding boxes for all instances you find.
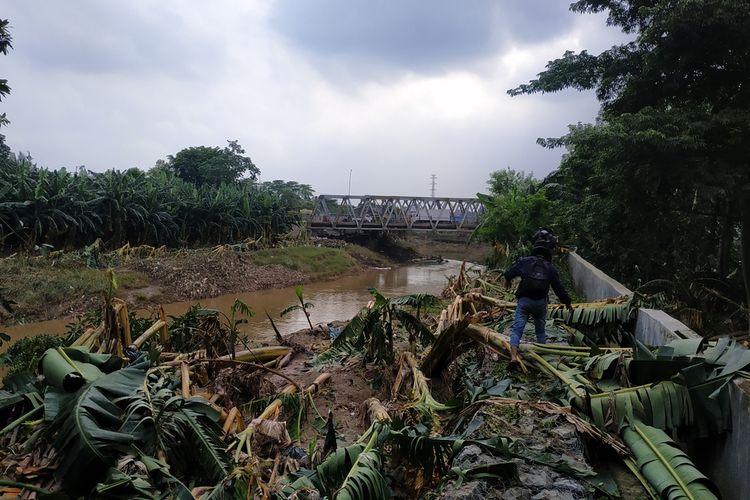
[403,234,491,263]
[0,267,654,498]
[0,241,394,325]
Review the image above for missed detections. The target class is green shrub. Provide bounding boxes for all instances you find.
[2,334,66,378]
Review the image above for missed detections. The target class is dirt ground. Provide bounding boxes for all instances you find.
[125,252,309,304]
[259,325,381,444]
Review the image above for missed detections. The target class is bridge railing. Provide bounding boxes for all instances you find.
[310,194,485,232]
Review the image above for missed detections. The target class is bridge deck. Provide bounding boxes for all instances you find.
[310,194,485,232]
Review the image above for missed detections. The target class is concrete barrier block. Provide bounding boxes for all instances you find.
[566,252,632,301]
[634,308,702,344]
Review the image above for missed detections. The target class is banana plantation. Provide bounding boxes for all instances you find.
[0,154,313,252]
[0,257,745,499]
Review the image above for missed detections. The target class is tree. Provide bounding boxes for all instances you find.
[509,0,750,328]
[477,168,554,253]
[261,180,314,212]
[487,167,536,197]
[166,140,259,187]
[1,18,14,127]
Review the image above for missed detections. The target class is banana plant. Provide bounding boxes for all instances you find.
[281,285,315,330]
[0,151,312,252]
[276,435,389,499]
[322,288,433,364]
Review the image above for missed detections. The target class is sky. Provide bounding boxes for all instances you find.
[0,1,625,197]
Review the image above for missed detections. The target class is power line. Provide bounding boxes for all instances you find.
[430,174,436,198]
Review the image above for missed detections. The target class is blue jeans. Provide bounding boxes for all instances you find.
[511,297,547,348]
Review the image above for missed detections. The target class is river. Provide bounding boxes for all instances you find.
[3,259,468,346]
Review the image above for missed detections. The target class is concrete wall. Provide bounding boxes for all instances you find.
[565,251,745,500]
[685,379,750,500]
[566,252,702,343]
[566,252,632,301]
[634,308,702,343]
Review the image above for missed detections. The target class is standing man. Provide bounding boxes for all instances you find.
[504,244,573,364]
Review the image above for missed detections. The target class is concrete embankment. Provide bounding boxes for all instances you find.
[568,251,747,500]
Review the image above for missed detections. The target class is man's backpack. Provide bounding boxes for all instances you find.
[520,257,550,298]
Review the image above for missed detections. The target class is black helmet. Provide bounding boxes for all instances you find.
[531,228,558,250]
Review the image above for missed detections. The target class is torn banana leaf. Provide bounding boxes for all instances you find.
[622,421,718,500]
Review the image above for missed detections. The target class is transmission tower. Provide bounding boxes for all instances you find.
[430,174,437,197]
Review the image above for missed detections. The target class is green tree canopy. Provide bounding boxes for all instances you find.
[477,168,553,254]
[487,167,537,197]
[261,180,314,211]
[1,18,14,128]
[509,0,750,320]
[166,140,259,187]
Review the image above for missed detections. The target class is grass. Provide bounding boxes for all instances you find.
[0,254,148,322]
[342,245,392,267]
[248,246,358,279]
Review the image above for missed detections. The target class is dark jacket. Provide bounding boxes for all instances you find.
[503,256,572,305]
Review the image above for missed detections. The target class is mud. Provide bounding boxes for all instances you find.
[259,325,384,443]
[126,252,309,303]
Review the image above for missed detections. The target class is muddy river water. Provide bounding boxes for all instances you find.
[4,259,469,346]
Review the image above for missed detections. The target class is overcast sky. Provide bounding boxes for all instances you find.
[0,1,624,197]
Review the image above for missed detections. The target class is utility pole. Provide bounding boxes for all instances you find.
[430,174,437,198]
[348,169,352,197]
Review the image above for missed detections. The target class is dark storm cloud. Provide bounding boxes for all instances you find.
[3,1,220,77]
[269,0,575,73]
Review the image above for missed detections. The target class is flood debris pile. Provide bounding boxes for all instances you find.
[1,264,748,498]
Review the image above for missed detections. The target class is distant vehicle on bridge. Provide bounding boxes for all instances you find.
[309,194,485,233]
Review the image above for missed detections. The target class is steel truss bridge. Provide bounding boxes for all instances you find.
[310,195,485,233]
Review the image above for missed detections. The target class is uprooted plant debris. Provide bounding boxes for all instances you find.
[0,262,745,499]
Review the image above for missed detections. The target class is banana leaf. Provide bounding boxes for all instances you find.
[674,363,732,437]
[280,436,389,499]
[622,421,718,500]
[652,337,750,436]
[44,356,150,489]
[585,351,627,381]
[450,461,519,486]
[155,396,232,484]
[335,435,389,500]
[695,337,750,375]
[582,381,693,432]
[120,376,232,484]
[95,454,192,500]
[0,390,24,412]
[40,346,123,392]
[0,373,42,426]
[655,338,705,359]
[2,372,38,393]
[550,300,633,327]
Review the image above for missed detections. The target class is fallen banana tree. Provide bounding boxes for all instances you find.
[413,287,748,498]
[2,268,744,499]
[0,293,304,498]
